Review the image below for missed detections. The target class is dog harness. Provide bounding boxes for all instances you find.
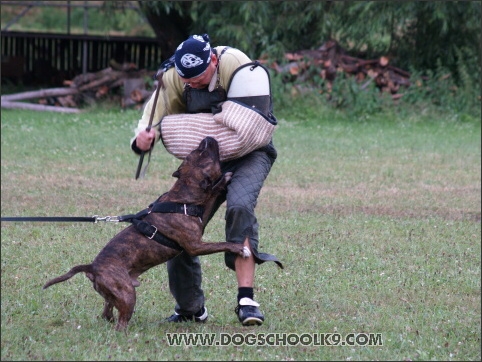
[118,199,205,251]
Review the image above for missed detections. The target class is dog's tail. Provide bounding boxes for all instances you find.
[43,264,93,289]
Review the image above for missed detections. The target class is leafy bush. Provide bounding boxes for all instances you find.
[272,63,480,120]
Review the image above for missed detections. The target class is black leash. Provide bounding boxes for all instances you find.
[1,200,205,252]
[0,216,98,223]
[0,201,204,224]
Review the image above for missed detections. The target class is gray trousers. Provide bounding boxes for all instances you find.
[166,144,277,315]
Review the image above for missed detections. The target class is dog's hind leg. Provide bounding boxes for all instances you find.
[113,285,136,331]
[94,271,136,331]
[102,301,115,323]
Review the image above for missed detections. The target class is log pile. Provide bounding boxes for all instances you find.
[270,39,411,99]
[1,64,155,113]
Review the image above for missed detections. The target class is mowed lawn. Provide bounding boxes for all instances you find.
[1,105,480,361]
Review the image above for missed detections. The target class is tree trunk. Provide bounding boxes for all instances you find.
[138,1,193,61]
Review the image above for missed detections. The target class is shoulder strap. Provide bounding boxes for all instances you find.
[218,46,231,60]
[158,54,176,75]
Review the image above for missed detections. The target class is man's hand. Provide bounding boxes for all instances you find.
[135,129,156,151]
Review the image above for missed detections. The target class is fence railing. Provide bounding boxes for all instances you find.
[1,31,162,84]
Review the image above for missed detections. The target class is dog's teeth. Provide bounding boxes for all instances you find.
[242,246,251,258]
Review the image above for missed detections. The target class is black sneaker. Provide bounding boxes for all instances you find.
[165,306,208,323]
[235,298,264,326]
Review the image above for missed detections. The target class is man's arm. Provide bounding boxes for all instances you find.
[130,69,186,154]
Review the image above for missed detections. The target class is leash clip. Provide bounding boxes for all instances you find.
[94,215,120,223]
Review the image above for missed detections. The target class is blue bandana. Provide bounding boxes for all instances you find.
[174,34,212,79]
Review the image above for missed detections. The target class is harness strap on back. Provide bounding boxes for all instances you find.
[119,200,204,251]
[149,201,204,218]
[118,201,204,222]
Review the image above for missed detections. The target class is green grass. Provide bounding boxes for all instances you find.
[1,103,480,361]
[0,3,155,37]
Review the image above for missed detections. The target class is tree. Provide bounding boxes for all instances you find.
[136,1,193,61]
[134,1,480,85]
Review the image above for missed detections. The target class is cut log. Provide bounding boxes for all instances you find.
[71,67,117,87]
[1,66,156,112]
[1,100,81,113]
[379,56,389,67]
[95,85,110,98]
[57,95,77,108]
[78,72,124,92]
[1,87,79,102]
[131,88,152,103]
[273,40,412,99]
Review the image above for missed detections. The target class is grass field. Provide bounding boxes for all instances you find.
[1,102,480,361]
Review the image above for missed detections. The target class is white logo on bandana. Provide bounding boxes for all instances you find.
[192,34,204,42]
[180,54,204,68]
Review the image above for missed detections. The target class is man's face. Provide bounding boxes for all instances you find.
[179,54,217,89]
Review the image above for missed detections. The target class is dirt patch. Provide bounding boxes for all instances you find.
[260,184,481,222]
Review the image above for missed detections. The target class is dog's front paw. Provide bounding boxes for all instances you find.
[224,172,233,183]
[242,246,251,258]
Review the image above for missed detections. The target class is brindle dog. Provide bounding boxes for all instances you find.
[43,137,249,331]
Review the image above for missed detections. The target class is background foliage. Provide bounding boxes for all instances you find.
[143,1,481,86]
[2,1,480,88]
[1,1,480,116]
[136,0,482,118]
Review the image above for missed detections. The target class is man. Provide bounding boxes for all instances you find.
[131,34,278,326]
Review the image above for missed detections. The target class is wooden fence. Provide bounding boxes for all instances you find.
[1,31,162,85]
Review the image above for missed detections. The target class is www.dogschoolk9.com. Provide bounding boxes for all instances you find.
[166,332,383,347]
